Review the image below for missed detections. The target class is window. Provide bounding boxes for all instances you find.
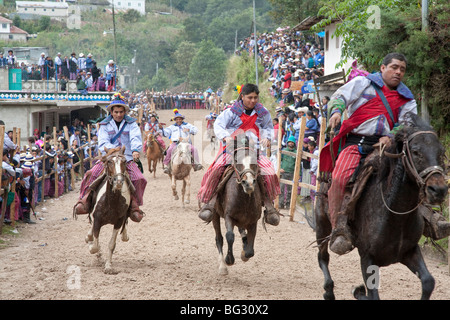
[2,24,6,28]
[128,2,131,6]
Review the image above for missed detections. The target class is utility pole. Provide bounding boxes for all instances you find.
[421,0,429,122]
[112,0,117,66]
[253,0,258,86]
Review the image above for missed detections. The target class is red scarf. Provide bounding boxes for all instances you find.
[319,85,411,173]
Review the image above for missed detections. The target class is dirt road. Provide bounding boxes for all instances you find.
[1,109,449,302]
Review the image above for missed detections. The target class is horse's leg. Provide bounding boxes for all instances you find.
[181,179,186,208]
[354,255,380,300]
[121,223,129,242]
[213,214,227,275]
[241,223,256,262]
[224,216,235,266]
[153,159,157,178]
[401,245,435,300]
[315,187,335,300]
[104,227,120,274]
[89,219,101,254]
[171,176,179,200]
[184,175,191,205]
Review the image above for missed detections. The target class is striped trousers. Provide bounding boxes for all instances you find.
[328,145,362,228]
[79,160,147,206]
[197,153,280,203]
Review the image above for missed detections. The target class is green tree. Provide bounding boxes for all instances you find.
[267,0,319,26]
[188,40,227,91]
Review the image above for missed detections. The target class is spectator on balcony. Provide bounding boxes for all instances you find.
[69,53,78,80]
[106,60,117,92]
[7,50,16,67]
[78,53,86,72]
[85,53,93,73]
[76,74,88,95]
[0,52,7,68]
[55,52,62,79]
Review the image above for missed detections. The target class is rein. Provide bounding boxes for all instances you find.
[232,146,260,184]
[381,130,445,215]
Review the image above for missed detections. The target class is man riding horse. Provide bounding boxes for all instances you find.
[73,93,147,223]
[158,109,203,174]
[197,83,281,226]
[320,52,450,255]
[144,112,165,154]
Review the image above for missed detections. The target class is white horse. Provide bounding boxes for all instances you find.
[169,139,192,207]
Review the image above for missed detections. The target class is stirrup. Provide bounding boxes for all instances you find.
[198,203,214,223]
[329,228,353,255]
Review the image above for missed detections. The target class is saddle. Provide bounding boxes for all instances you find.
[341,148,381,220]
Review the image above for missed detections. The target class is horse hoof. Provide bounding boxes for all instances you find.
[241,250,254,262]
[352,285,366,299]
[219,267,228,276]
[104,266,118,275]
[241,250,249,262]
[89,246,99,254]
[122,235,129,242]
[174,196,179,201]
[184,200,190,204]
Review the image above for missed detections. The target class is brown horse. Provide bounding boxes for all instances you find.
[212,135,262,275]
[85,146,133,274]
[146,132,163,178]
[315,113,448,299]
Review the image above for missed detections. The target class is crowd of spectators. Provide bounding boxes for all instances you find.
[1,118,99,225]
[0,50,118,94]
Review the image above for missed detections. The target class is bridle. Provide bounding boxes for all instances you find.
[381,130,445,214]
[104,154,129,186]
[232,146,260,185]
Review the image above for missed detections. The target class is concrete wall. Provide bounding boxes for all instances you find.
[0,68,8,90]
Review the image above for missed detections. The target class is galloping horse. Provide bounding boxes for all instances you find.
[315,113,448,299]
[85,146,132,274]
[212,135,262,275]
[146,132,163,178]
[169,138,192,207]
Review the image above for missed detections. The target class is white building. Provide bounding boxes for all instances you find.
[0,16,29,42]
[16,1,69,22]
[107,0,145,15]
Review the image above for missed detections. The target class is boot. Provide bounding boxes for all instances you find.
[163,164,171,175]
[329,212,353,255]
[73,190,93,215]
[193,163,203,172]
[129,196,144,223]
[257,176,280,226]
[22,210,36,224]
[263,202,281,226]
[421,205,450,240]
[198,195,216,223]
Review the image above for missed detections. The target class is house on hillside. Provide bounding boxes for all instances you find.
[15,1,69,23]
[0,16,29,42]
[107,0,146,15]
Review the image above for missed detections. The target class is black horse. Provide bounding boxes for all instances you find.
[315,114,448,299]
[212,135,262,275]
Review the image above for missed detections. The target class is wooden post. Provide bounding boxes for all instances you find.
[41,148,46,203]
[0,125,6,234]
[53,127,58,198]
[289,117,306,221]
[274,120,283,210]
[87,125,93,169]
[10,128,17,227]
[63,126,70,142]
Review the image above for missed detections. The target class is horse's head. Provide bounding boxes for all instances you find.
[173,139,192,166]
[393,113,448,205]
[232,135,259,195]
[103,146,128,192]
